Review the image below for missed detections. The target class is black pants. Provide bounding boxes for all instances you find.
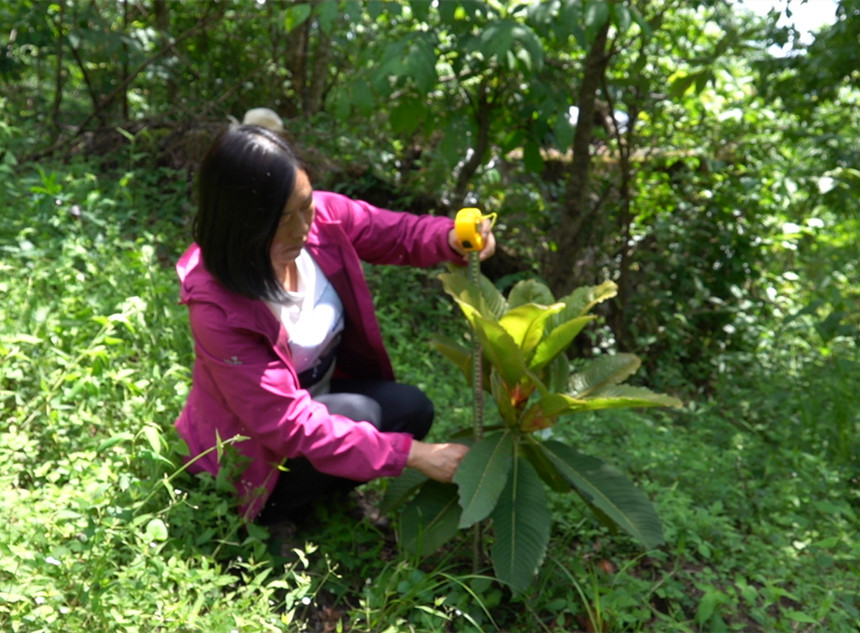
[255,379,433,525]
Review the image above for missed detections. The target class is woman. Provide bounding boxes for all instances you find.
[175,124,495,524]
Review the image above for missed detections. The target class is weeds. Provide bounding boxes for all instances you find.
[2,155,858,632]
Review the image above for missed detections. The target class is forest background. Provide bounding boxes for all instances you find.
[1,0,858,632]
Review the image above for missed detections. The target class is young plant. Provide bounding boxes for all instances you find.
[384,271,682,593]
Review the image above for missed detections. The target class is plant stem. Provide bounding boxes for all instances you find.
[469,251,484,443]
[468,251,484,573]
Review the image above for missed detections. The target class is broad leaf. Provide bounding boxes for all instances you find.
[578,386,683,409]
[498,303,549,345]
[521,437,570,493]
[490,369,520,426]
[568,353,641,397]
[508,278,555,308]
[479,19,515,61]
[380,468,428,514]
[520,398,569,432]
[545,353,570,395]
[584,0,611,44]
[471,315,531,390]
[405,36,437,94]
[550,281,617,329]
[530,315,595,372]
[409,0,431,21]
[439,270,507,320]
[399,481,462,556]
[490,457,551,593]
[284,3,312,33]
[536,388,681,417]
[454,430,515,528]
[500,302,565,356]
[429,334,473,386]
[539,441,664,549]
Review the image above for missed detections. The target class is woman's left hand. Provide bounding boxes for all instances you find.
[449,219,496,262]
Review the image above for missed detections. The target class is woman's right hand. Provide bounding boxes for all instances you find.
[406,440,470,483]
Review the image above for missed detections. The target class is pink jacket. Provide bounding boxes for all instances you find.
[175,191,461,520]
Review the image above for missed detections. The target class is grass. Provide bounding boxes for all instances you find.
[2,153,858,632]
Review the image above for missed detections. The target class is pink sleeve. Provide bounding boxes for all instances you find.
[189,301,413,480]
[315,192,463,267]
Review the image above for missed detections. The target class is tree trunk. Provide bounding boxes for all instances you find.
[453,83,492,209]
[546,19,613,297]
[120,0,130,121]
[153,0,177,103]
[51,3,64,132]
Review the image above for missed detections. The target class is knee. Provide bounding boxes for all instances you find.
[319,392,383,427]
[405,385,434,440]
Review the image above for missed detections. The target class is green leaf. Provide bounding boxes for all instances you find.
[521,437,571,493]
[144,518,169,542]
[391,98,426,136]
[454,430,515,528]
[142,425,161,454]
[489,368,519,426]
[380,468,428,514]
[471,315,532,391]
[350,78,375,114]
[610,2,632,34]
[438,0,458,23]
[557,0,587,47]
[428,334,473,386]
[695,586,729,627]
[568,353,641,397]
[539,441,664,548]
[530,315,594,371]
[480,20,516,62]
[366,0,386,20]
[439,123,464,166]
[512,24,544,72]
[409,0,432,21]
[573,386,683,410]
[314,0,339,34]
[536,385,681,417]
[669,71,711,98]
[523,140,543,172]
[97,432,134,453]
[405,36,438,94]
[2,333,42,345]
[399,481,462,555]
[628,5,652,38]
[583,0,610,44]
[490,457,551,593]
[568,354,683,408]
[545,353,570,395]
[439,270,507,321]
[554,113,576,152]
[785,610,819,625]
[499,302,563,353]
[284,3,312,34]
[507,279,555,308]
[551,281,617,327]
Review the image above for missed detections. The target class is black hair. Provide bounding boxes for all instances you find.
[193,124,302,301]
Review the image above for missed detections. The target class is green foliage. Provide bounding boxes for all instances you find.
[3,150,858,630]
[2,0,859,628]
[0,159,327,632]
[386,270,681,592]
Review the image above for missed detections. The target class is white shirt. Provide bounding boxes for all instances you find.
[267,249,345,394]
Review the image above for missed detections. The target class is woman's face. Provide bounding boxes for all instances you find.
[270,169,315,271]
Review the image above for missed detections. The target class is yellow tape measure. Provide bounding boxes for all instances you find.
[455,207,497,252]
